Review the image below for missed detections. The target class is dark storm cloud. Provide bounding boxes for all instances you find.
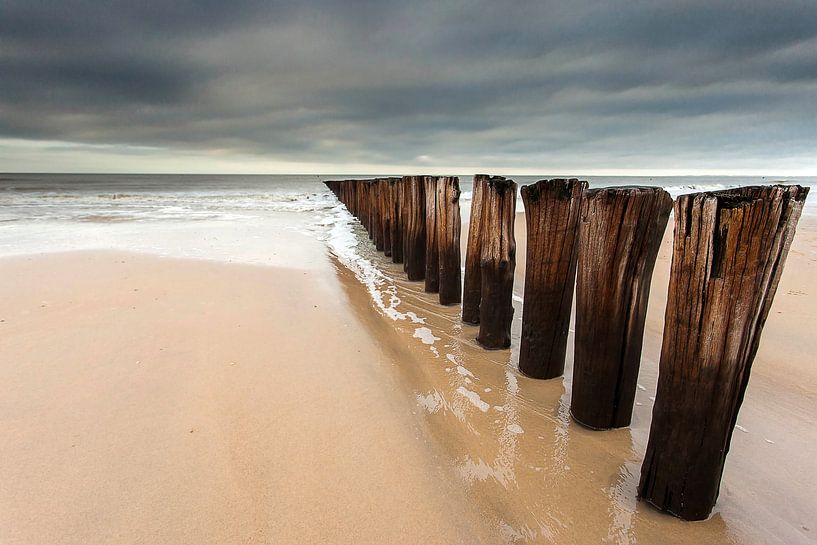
[1,0,816,168]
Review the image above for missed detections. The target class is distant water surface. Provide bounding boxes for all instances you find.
[1,173,814,262]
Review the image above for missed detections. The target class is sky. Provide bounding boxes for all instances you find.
[1,0,816,175]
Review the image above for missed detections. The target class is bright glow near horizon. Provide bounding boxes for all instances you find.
[2,138,815,177]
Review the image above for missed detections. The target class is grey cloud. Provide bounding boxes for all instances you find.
[1,0,816,168]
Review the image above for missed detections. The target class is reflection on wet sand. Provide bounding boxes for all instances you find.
[329,211,813,545]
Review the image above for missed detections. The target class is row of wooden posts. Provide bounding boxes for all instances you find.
[323,176,809,522]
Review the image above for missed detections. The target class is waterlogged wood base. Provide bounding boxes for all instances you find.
[476,178,517,349]
[517,179,586,379]
[570,187,672,429]
[638,184,809,521]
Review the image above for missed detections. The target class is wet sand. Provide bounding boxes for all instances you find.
[1,213,815,544]
[333,210,817,545]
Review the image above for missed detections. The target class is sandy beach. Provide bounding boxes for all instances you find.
[0,250,496,544]
[1,195,815,544]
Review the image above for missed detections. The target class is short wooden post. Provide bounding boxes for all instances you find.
[518,179,586,379]
[390,178,404,263]
[424,176,440,293]
[476,178,517,349]
[570,187,672,429]
[402,175,426,281]
[436,176,462,305]
[638,185,809,521]
[462,174,491,324]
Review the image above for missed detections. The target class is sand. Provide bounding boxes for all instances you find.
[0,251,497,544]
[1,212,815,544]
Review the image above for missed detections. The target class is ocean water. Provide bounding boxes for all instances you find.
[1,173,814,265]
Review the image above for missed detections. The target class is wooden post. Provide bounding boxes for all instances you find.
[368,179,376,241]
[355,180,369,230]
[436,176,462,305]
[424,176,440,292]
[372,179,385,251]
[570,187,672,429]
[518,179,586,379]
[462,175,491,324]
[476,178,517,349]
[402,175,426,281]
[638,184,809,521]
[363,180,374,239]
[380,178,398,257]
[346,180,357,217]
[390,178,404,263]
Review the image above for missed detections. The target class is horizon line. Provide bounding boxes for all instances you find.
[3,170,816,178]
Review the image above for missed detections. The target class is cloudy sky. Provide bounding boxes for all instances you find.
[1,0,816,174]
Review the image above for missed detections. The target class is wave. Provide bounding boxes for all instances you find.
[1,189,338,223]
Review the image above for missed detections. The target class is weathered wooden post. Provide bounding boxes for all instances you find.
[476,178,517,349]
[436,176,462,305]
[424,176,440,293]
[346,180,357,217]
[390,178,404,263]
[638,184,809,521]
[380,178,397,257]
[370,178,377,238]
[362,180,374,239]
[356,179,366,225]
[372,179,386,251]
[462,174,491,324]
[402,175,426,281]
[517,179,586,379]
[570,187,672,429]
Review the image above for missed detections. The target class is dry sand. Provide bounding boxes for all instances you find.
[0,251,498,544]
[1,213,815,544]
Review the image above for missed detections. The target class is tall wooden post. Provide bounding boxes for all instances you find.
[380,178,393,257]
[476,178,517,349]
[424,176,440,293]
[638,185,809,521]
[462,175,492,324]
[402,175,426,281]
[518,179,586,379]
[356,180,366,227]
[372,179,385,251]
[346,180,357,217]
[570,187,672,429]
[363,180,374,239]
[390,178,404,263]
[436,176,462,305]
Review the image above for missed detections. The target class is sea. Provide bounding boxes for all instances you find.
[1,173,814,267]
